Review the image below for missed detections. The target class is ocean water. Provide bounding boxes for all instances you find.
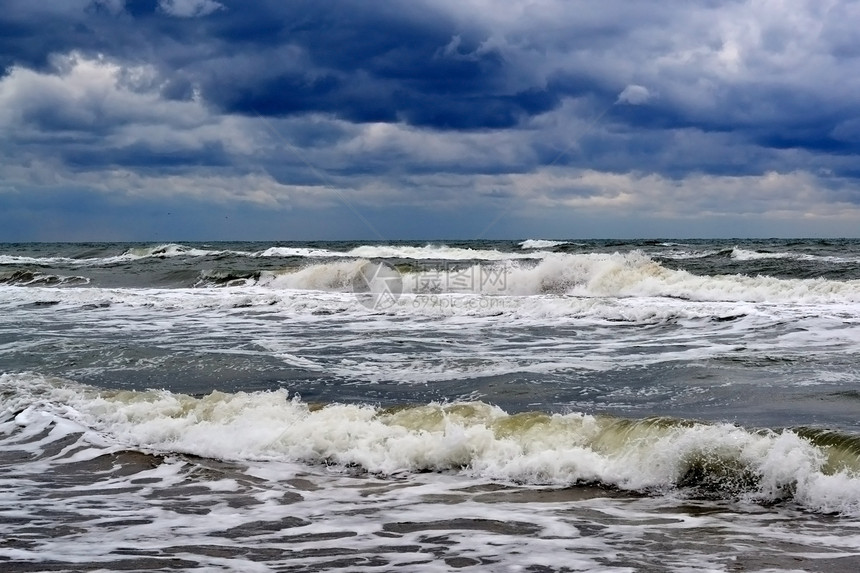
[2,238,860,572]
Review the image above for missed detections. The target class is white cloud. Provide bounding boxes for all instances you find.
[0,53,210,132]
[616,85,652,105]
[499,168,860,221]
[0,52,272,154]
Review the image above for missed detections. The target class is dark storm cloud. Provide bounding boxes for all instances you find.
[3,0,860,239]
[1,0,565,130]
[4,0,856,148]
[190,1,561,129]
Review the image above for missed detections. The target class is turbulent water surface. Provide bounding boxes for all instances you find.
[2,239,860,572]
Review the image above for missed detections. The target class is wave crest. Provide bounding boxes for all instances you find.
[519,239,569,250]
[5,375,860,514]
[252,252,860,303]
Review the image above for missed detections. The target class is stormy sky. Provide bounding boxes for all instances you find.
[2,0,860,240]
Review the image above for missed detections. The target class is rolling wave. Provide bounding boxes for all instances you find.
[4,242,860,271]
[260,244,535,261]
[121,243,231,259]
[4,244,860,304]
[1,243,542,266]
[0,270,90,286]
[731,247,860,264]
[5,250,860,306]
[254,252,860,303]
[0,243,243,266]
[3,374,859,514]
[519,239,569,249]
[346,244,531,260]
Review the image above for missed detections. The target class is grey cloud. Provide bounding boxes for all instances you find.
[1,0,860,239]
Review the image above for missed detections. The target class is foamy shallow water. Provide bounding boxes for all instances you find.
[2,239,860,571]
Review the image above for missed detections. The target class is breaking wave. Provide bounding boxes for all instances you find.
[0,243,243,266]
[346,244,527,260]
[120,243,543,262]
[120,243,228,259]
[258,244,533,261]
[731,247,860,264]
[3,374,860,515]
[0,270,90,286]
[255,252,860,303]
[519,239,569,250]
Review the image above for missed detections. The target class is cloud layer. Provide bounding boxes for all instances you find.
[1,0,859,239]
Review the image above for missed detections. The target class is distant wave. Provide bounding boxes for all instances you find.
[261,244,540,261]
[652,249,722,260]
[255,246,342,258]
[731,247,860,264]
[4,243,860,270]
[0,270,89,286]
[253,252,860,303]
[519,239,569,250]
[0,255,81,266]
[256,244,531,261]
[346,244,527,260]
[6,251,860,307]
[0,243,542,265]
[0,243,248,266]
[120,243,232,259]
[730,248,795,261]
[5,374,860,515]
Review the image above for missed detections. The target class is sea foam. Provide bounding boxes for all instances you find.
[4,374,860,515]
[254,252,860,303]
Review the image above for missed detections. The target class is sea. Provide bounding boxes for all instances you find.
[2,238,860,572]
